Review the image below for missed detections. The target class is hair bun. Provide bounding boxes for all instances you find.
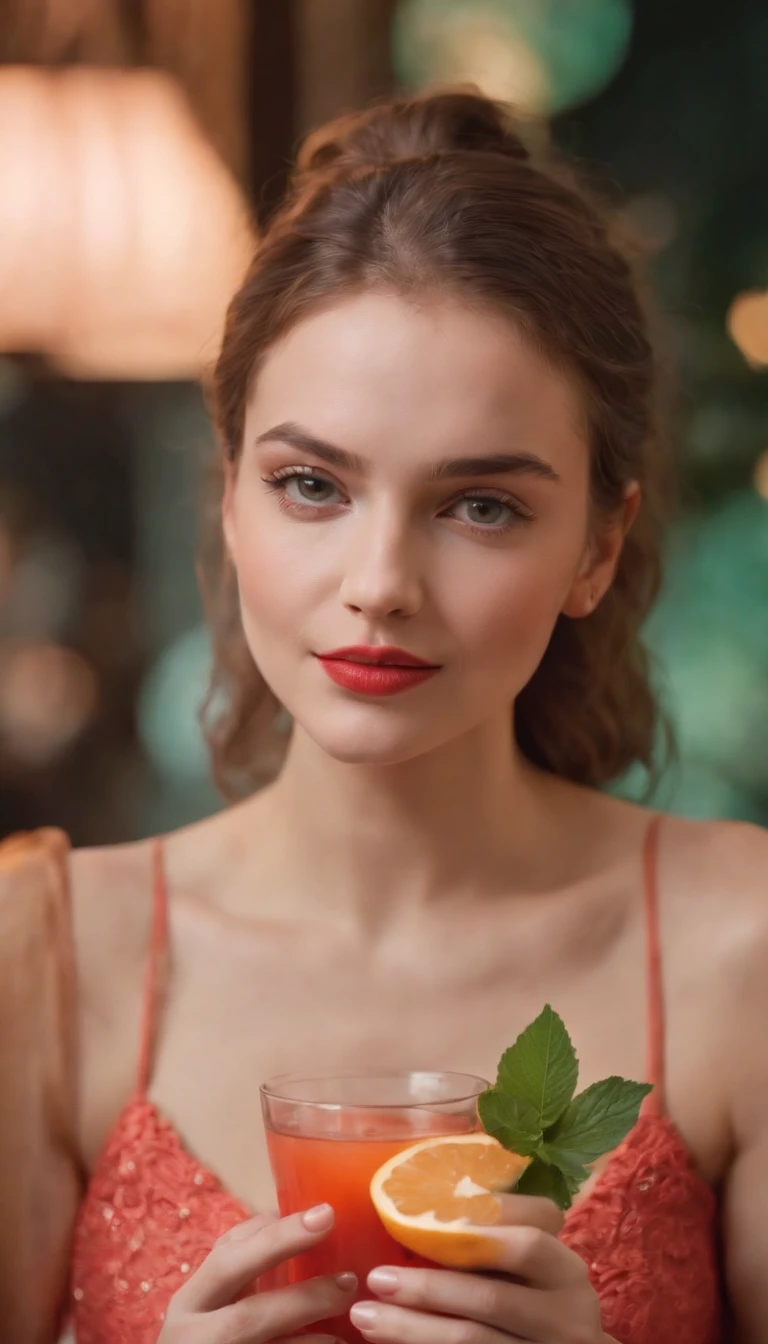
[296,87,530,184]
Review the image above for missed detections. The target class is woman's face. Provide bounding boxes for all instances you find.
[225,292,623,766]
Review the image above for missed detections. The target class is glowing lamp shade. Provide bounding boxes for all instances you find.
[393,0,633,115]
[0,67,254,378]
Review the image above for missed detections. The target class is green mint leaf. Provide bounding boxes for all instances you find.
[532,1147,590,1197]
[543,1077,653,1167]
[479,1008,654,1213]
[515,1157,574,1211]
[495,1004,578,1129]
[561,1164,590,1198]
[477,1087,542,1156]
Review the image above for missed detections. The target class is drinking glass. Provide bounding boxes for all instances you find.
[260,1070,488,1343]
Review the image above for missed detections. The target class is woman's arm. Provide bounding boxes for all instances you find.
[722,1123,768,1343]
[0,829,82,1343]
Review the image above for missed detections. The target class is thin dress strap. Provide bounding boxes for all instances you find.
[642,814,666,1116]
[136,838,169,1098]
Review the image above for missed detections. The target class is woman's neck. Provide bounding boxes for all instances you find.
[250,717,583,930]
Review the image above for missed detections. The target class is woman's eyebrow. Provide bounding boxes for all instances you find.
[254,421,561,483]
[255,422,366,472]
[429,453,560,483]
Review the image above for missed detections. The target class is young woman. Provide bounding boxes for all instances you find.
[2,89,766,1344]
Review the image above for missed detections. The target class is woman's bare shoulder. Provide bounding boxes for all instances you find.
[653,813,768,969]
[659,812,768,916]
[68,833,156,971]
[67,817,224,1163]
[659,814,768,1079]
[68,802,254,976]
[69,809,249,1159]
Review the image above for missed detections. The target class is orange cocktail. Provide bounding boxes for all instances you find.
[261,1071,487,1344]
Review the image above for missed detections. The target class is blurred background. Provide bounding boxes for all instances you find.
[0,0,767,846]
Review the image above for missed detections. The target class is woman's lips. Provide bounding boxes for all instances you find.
[315,657,441,697]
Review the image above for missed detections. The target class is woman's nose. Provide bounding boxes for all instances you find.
[338,516,423,620]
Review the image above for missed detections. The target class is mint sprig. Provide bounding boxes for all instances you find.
[478,1004,652,1211]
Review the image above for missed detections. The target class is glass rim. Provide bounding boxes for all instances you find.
[259,1068,489,1109]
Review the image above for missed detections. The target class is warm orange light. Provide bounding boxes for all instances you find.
[0,640,98,764]
[726,291,768,367]
[754,450,768,502]
[0,67,254,378]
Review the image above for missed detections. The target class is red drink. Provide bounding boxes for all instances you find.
[261,1072,487,1343]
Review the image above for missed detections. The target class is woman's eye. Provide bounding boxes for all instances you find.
[451,496,514,528]
[288,474,338,503]
[263,471,529,532]
[264,470,343,506]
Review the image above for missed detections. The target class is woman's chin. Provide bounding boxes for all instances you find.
[299,713,443,768]
[309,732,431,768]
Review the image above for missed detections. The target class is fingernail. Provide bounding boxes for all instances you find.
[334,1271,358,1292]
[350,1303,380,1330]
[302,1203,334,1232]
[367,1267,400,1294]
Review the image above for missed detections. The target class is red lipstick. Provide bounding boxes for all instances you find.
[315,646,441,697]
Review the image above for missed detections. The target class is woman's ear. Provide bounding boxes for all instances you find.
[562,483,641,618]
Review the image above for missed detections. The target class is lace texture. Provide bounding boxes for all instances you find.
[561,1113,720,1344]
[71,818,721,1343]
[70,1097,721,1344]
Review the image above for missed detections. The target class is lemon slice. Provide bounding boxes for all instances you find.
[370,1132,529,1268]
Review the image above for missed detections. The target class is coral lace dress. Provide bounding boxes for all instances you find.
[0,819,722,1342]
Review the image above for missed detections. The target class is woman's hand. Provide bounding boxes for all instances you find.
[351,1194,610,1344]
[159,1203,356,1343]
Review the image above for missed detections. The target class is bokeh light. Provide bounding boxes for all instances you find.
[754,450,768,502]
[0,640,98,765]
[138,624,212,782]
[393,0,633,114]
[726,290,768,366]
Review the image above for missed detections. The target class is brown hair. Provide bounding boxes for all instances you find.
[202,87,672,799]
